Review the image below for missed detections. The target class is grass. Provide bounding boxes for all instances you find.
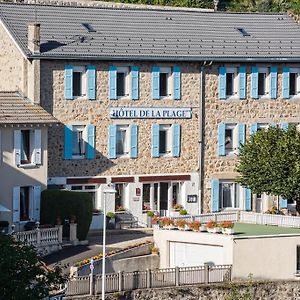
[233,223,300,236]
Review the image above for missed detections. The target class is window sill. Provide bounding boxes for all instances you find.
[258,95,271,100]
[19,163,38,169]
[73,96,87,100]
[294,272,300,277]
[117,96,131,100]
[71,156,85,160]
[225,96,239,101]
[159,153,172,158]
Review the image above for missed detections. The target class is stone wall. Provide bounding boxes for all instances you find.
[0,23,25,93]
[41,60,200,178]
[203,63,300,212]
[67,280,300,300]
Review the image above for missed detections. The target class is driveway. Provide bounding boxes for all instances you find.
[43,229,153,273]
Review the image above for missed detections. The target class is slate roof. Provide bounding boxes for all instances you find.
[0,92,57,124]
[0,3,300,61]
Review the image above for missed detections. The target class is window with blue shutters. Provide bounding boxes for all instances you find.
[218,67,226,99]
[108,125,117,159]
[109,65,117,100]
[64,65,73,100]
[151,124,180,158]
[218,123,241,156]
[173,66,181,100]
[282,67,290,99]
[152,66,160,100]
[131,66,139,100]
[130,124,138,158]
[287,68,300,99]
[251,66,259,99]
[211,179,219,212]
[65,125,93,160]
[270,67,277,99]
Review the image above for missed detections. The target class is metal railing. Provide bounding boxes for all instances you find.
[240,211,300,228]
[65,264,232,296]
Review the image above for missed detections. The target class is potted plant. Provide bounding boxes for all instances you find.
[175,219,188,231]
[106,212,116,229]
[179,209,188,216]
[173,204,183,211]
[200,223,207,232]
[146,211,155,227]
[206,220,220,233]
[151,246,159,255]
[221,221,235,235]
[160,217,174,230]
[151,215,160,228]
[189,220,201,232]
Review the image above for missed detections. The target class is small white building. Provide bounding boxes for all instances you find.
[154,224,300,280]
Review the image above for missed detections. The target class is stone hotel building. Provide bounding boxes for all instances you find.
[0,2,300,225]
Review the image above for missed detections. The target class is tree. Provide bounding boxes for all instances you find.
[236,126,300,211]
[0,233,67,300]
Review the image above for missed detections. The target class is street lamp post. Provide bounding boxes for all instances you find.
[102,186,116,300]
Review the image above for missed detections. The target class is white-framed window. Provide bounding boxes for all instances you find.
[14,129,42,166]
[159,124,172,156]
[224,124,239,155]
[116,125,130,157]
[73,66,87,98]
[258,67,270,98]
[219,181,241,210]
[72,125,86,158]
[69,185,99,213]
[116,67,130,98]
[289,68,300,98]
[159,67,172,98]
[226,67,238,98]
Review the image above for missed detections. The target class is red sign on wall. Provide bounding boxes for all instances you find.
[136,188,141,197]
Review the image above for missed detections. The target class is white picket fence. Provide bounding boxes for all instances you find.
[169,211,300,228]
[66,265,232,296]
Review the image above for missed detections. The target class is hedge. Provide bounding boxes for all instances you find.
[40,190,93,241]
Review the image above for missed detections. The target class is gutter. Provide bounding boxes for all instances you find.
[28,54,300,63]
[198,61,212,214]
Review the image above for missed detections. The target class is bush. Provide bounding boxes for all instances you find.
[106,212,115,219]
[40,190,93,240]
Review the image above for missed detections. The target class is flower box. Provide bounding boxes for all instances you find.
[207,227,221,234]
[222,228,235,235]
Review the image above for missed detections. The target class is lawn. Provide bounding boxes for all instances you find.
[233,223,300,237]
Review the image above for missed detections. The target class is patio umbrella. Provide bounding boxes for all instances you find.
[0,204,10,212]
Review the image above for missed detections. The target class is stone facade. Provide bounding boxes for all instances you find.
[40,60,200,178]
[203,63,300,212]
[0,24,25,93]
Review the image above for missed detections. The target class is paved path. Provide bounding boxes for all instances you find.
[43,229,153,273]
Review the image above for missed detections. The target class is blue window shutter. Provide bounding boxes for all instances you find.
[64,65,73,100]
[108,125,117,159]
[86,124,95,160]
[282,67,290,99]
[109,65,117,100]
[251,67,258,99]
[239,66,246,100]
[151,124,159,158]
[173,66,181,100]
[238,124,246,149]
[211,179,220,212]
[130,124,138,159]
[87,65,96,100]
[270,67,277,99]
[279,197,288,209]
[281,123,289,131]
[250,123,258,135]
[219,67,226,99]
[131,66,139,100]
[172,124,181,157]
[64,125,73,159]
[218,123,225,156]
[152,66,160,100]
[244,188,252,211]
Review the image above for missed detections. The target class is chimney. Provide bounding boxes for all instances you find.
[28,23,40,53]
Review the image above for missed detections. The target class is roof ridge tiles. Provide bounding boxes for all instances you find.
[0,1,288,17]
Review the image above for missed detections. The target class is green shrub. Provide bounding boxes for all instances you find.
[106,212,115,219]
[147,211,155,217]
[179,209,188,215]
[40,190,93,241]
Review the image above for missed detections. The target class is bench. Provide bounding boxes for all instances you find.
[115,212,138,229]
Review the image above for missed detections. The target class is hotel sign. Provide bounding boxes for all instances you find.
[110,107,192,119]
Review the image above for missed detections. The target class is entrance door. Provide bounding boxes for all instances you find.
[160,182,168,215]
